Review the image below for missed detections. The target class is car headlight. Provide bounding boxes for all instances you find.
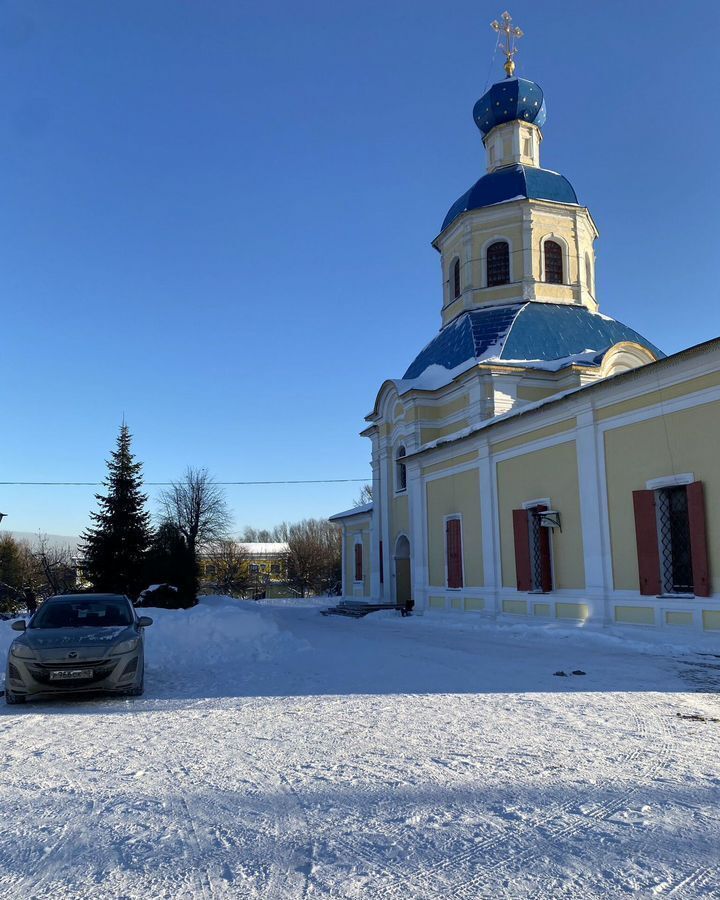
[111,638,140,655]
[10,642,35,660]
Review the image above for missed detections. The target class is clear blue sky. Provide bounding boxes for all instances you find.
[2,0,718,537]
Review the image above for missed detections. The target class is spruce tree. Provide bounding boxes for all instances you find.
[80,424,152,598]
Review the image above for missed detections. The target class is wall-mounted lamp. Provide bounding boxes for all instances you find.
[535,509,561,531]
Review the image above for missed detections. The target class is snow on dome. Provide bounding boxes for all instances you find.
[441,165,577,233]
[397,302,663,393]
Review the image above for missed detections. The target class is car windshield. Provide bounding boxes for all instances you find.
[31,599,134,629]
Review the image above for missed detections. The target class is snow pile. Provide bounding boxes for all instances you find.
[0,616,25,663]
[143,594,297,670]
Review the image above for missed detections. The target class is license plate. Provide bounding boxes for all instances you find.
[49,669,93,680]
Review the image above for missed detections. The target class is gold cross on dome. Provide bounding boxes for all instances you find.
[491,10,524,78]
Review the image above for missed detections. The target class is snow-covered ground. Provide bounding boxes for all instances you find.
[0,597,718,899]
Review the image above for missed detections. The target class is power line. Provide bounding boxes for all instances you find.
[0,478,368,487]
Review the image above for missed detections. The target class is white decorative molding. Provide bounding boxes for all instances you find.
[645,473,694,490]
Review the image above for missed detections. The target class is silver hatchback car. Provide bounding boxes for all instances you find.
[5,593,152,704]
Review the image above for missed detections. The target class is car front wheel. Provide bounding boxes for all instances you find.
[4,689,26,705]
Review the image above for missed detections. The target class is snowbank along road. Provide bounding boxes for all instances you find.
[0,596,718,899]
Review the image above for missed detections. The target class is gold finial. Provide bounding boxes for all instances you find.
[491,10,524,78]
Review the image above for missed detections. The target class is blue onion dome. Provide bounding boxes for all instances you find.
[473,77,547,137]
[441,165,577,232]
[401,303,664,382]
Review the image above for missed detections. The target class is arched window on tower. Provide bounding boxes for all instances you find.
[396,446,407,492]
[585,252,594,295]
[452,258,461,300]
[544,240,564,284]
[487,241,510,287]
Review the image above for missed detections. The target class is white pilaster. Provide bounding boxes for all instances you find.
[369,437,381,599]
[340,528,347,598]
[478,440,499,615]
[521,207,535,300]
[407,463,428,613]
[575,406,610,623]
[379,445,392,603]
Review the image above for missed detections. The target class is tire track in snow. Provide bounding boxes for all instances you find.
[3,770,99,900]
[451,696,678,900]
[238,750,313,899]
[371,695,678,900]
[665,865,718,897]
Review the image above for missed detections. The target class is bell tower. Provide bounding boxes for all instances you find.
[433,11,599,326]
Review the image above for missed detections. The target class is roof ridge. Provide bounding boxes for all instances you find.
[494,301,529,359]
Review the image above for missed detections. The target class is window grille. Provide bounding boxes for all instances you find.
[529,511,544,592]
[446,518,463,589]
[487,241,510,286]
[544,240,563,284]
[656,487,694,593]
[452,259,461,299]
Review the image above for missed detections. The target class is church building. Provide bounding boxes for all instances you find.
[330,14,720,635]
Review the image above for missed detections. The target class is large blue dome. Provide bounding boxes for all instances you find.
[401,303,663,382]
[473,77,546,137]
[441,165,578,232]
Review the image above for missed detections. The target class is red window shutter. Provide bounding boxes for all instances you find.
[632,490,661,596]
[354,543,363,582]
[446,519,463,588]
[512,508,532,592]
[534,505,553,593]
[687,481,710,597]
[379,540,384,584]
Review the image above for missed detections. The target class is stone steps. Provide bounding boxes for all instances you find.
[320,601,399,619]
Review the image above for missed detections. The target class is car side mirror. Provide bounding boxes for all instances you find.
[11,620,26,631]
[137,616,153,628]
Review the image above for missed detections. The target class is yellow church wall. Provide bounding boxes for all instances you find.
[516,384,564,403]
[465,598,485,611]
[503,599,528,615]
[422,451,478,477]
[596,371,720,422]
[603,401,720,593]
[492,418,576,454]
[344,521,371,597]
[556,603,590,621]
[426,469,483,587]
[411,395,469,422]
[665,611,693,627]
[391,493,409,545]
[614,606,655,626]
[702,611,720,631]
[420,419,470,445]
[497,440,585,590]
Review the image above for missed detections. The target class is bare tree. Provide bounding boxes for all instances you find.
[158,467,232,556]
[354,484,373,507]
[240,526,274,543]
[275,519,341,597]
[32,534,76,596]
[207,539,251,596]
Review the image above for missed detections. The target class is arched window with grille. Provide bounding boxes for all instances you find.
[396,446,407,492]
[452,258,461,300]
[486,241,510,287]
[544,240,564,284]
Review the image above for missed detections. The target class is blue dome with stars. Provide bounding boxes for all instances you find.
[473,77,546,137]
